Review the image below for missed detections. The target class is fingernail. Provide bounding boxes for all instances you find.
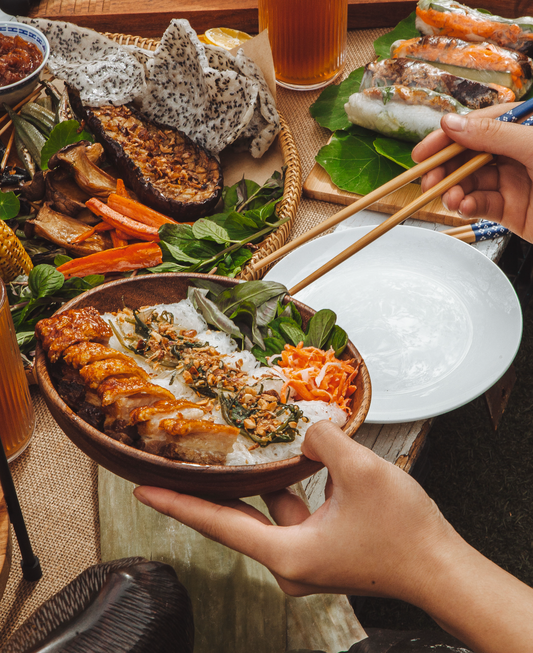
[442,195,449,211]
[443,114,467,132]
[133,488,152,507]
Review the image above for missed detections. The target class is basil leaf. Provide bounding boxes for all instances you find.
[325,324,349,357]
[256,295,281,327]
[309,66,365,131]
[147,262,190,273]
[216,280,288,316]
[230,300,264,349]
[316,128,404,195]
[251,335,287,365]
[373,137,415,170]
[40,120,94,170]
[159,223,220,259]
[223,178,260,212]
[160,241,201,264]
[191,288,242,341]
[0,191,20,221]
[373,12,418,59]
[279,321,306,347]
[223,211,263,241]
[54,253,72,267]
[216,247,253,278]
[192,278,227,299]
[28,264,64,299]
[304,309,337,349]
[192,219,230,244]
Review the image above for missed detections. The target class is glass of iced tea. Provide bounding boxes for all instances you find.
[0,279,35,462]
[258,0,348,90]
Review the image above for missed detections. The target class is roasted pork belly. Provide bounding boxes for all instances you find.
[130,400,210,440]
[149,419,240,465]
[63,341,132,369]
[36,307,112,363]
[79,358,150,389]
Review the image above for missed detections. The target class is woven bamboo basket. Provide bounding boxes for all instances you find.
[105,32,302,282]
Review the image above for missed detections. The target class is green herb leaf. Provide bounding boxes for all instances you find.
[54,253,72,267]
[40,120,94,170]
[192,219,230,244]
[230,300,264,349]
[190,288,242,341]
[216,280,288,316]
[16,331,35,348]
[192,278,227,298]
[279,321,306,347]
[304,309,337,349]
[28,264,64,299]
[373,137,416,170]
[256,295,281,327]
[325,324,349,357]
[316,128,404,195]
[0,191,20,221]
[251,336,287,365]
[373,12,418,59]
[160,241,201,264]
[159,223,220,259]
[216,247,253,278]
[309,66,365,131]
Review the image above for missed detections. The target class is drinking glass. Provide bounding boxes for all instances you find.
[258,0,348,90]
[0,279,35,462]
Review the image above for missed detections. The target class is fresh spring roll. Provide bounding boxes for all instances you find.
[344,85,470,143]
[361,58,515,108]
[391,36,533,99]
[416,0,533,57]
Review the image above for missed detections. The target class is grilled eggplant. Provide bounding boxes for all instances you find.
[71,94,223,221]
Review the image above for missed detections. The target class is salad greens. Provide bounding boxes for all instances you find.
[40,120,94,170]
[189,278,349,362]
[150,171,286,279]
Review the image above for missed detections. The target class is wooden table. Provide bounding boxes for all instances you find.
[28,0,533,39]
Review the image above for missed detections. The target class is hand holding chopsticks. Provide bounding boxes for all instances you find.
[260,98,533,295]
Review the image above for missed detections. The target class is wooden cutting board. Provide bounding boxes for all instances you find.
[28,0,532,39]
[303,160,474,227]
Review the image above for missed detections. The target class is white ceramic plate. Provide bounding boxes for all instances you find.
[264,225,522,423]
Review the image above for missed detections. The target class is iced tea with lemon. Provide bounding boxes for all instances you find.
[259,0,348,90]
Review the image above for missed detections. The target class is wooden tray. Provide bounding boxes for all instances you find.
[304,159,474,227]
[29,0,532,40]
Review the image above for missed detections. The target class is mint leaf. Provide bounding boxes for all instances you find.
[0,191,20,221]
[28,264,64,299]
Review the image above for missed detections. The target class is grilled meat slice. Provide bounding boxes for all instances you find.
[150,418,240,464]
[130,400,210,440]
[63,342,133,369]
[71,98,223,221]
[79,358,150,389]
[36,307,112,363]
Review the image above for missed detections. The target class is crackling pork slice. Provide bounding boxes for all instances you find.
[36,307,112,363]
[79,358,150,390]
[130,400,211,439]
[156,418,240,465]
[62,341,133,369]
[98,376,175,431]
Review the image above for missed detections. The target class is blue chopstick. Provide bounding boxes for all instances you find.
[496,97,533,122]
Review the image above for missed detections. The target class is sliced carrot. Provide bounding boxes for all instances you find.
[57,242,163,279]
[69,221,114,245]
[276,342,359,414]
[110,229,130,248]
[107,193,177,228]
[86,198,160,242]
[115,179,131,198]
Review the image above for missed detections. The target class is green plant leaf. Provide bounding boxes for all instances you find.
[28,264,64,299]
[53,253,72,267]
[373,137,416,169]
[230,300,264,349]
[316,128,404,195]
[309,66,365,131]
[191,288,242,341]
[216,247,253,278]
[279,321,306,347]
[160,241,201,264]
[304,309,337,349]
[216,280,288,316]
[373,11,419,59]
[325,324,349,357]
[0,191,20,221]
[192,218,230,244]
[251,336,287,365]
[40,120,94,170]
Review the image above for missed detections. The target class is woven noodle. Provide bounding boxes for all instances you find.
[105,32,302,282]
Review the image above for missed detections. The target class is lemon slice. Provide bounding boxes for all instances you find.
[204,28,252,50]
[197,34,209,44]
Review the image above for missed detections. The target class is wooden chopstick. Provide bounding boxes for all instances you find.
[253,141,466,273]
[288,150,493,295]
[0,129,14,172]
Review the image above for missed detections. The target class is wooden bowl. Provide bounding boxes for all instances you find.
[35,273,372,499]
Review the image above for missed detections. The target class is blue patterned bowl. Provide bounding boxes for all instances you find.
[0,22,50,107]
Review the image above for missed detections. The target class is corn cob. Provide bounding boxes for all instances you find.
[0,220,33,281]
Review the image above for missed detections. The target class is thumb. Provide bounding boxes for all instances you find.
[441,113,533,165]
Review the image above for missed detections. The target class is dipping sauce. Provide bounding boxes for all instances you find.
[0,33,42,87]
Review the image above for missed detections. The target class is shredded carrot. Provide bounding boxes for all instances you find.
[276,342,359,414]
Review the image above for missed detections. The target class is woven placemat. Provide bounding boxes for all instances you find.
[0,28,386,645]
